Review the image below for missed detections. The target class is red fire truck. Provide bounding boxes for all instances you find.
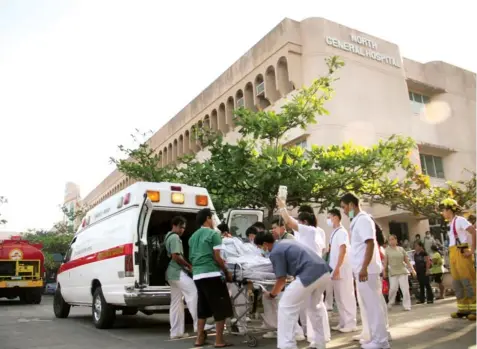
[0,236,45,304]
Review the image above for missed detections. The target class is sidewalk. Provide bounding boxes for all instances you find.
[325,297,476,349]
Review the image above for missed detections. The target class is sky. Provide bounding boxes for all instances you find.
[0,0,475,233]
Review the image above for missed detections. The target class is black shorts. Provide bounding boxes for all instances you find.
[432,273,443,284]
[194,276,233,321]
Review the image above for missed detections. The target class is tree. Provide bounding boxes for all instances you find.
[110,129,178,183]
[22,230,73,270]
[21,204,89,270]
[0,196,7,225]
[110,55,475,221]
[372,169,476,220]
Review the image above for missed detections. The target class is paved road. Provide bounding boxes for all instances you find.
[0,296,475,349]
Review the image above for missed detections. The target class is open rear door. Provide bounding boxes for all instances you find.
[135,194,153,288]
[226,209,264,239]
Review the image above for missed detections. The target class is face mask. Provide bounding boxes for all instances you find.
[348,209,355,219]
[326,218,333,227]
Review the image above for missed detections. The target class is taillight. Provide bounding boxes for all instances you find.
[125,255,134,277]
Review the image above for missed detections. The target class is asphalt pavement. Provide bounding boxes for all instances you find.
[0,296,475,349]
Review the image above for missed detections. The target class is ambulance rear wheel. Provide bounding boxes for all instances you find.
[54,286,71,318]
[92,287,116,329]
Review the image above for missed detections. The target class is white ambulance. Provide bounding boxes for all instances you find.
[53,181,263,329]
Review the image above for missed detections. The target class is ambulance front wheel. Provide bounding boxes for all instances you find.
[53,285,71,318]
[92,287,116,329]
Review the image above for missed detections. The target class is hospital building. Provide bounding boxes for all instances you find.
[81,17,476,243]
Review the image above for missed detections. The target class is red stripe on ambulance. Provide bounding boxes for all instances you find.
[58,243,133,274]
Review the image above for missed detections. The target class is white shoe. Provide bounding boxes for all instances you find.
[295,334,306,341]
[353,334,363,341]
[204,324,215,331]
[262,331,277,339]
[361,341,391,349]
[331,325,341,331]
[170,332,190,339]
[339,327,359,333]
[246,316,251,322]
[403,307,411,311]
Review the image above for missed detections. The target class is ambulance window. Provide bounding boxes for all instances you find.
[230,214,259,238]
[64,237,77,263]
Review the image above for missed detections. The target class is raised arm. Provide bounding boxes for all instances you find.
[276,197,299,231]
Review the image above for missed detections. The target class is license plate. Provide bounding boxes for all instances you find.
[6,281,24,287]
[11,276,22,280]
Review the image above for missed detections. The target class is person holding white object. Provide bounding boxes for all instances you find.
[326,208,357,333]
[165,216,198,339]
[384,234,416,311]
[255,231,331,349]
[277,201,331,344]
[340,193,390,349]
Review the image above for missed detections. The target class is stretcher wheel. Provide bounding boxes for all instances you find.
[247,336,258,347]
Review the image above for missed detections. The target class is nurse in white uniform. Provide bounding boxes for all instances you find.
[276,200,331,344]
[340,193,390,349]
[326,208,357,332]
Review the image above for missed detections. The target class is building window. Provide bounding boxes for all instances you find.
[409,92,430,114]
[295,139,307,148]
[419,154,445,178]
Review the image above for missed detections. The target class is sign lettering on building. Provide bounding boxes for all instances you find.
[325,34,400,68]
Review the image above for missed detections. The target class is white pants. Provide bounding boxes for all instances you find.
[333,272,357,329]
[168,271,198,336]
[228,283,247,333]
[299,295,330,342]
[389,274,411,310]
[279,274,331,349]
[355,273,389,347]
[325,281,334,309]
[262,294,304,336]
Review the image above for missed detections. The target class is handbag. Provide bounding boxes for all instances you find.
[382,278,389,295]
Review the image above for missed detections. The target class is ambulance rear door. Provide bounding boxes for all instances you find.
[226,209,264,239]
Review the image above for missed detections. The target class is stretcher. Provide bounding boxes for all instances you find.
[225,263,292,347]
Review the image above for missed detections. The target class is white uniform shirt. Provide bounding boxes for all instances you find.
[349,211,382,274]
[294,224,326,258]
[329,226,352,275]
[448,216,471,246]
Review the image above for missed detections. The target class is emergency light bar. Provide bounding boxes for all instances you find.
[196,195,208,206]
[171,193,185,204]
[147,191,160,202]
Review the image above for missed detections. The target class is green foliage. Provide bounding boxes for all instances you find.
[20,204,90,271]
[110,129,178,183]
[0,196,7,225]
[22,230,73,270]
[111,55,475,221]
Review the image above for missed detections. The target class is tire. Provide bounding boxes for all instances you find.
[53,286,71,318]
[92,287,116,329]
[122,308,138,316]
[31,289,42,304]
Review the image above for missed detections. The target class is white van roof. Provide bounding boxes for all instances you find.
[76,182,215,235]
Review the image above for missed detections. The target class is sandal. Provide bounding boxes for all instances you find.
[194,331,208,347]
[214,343,234,348]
